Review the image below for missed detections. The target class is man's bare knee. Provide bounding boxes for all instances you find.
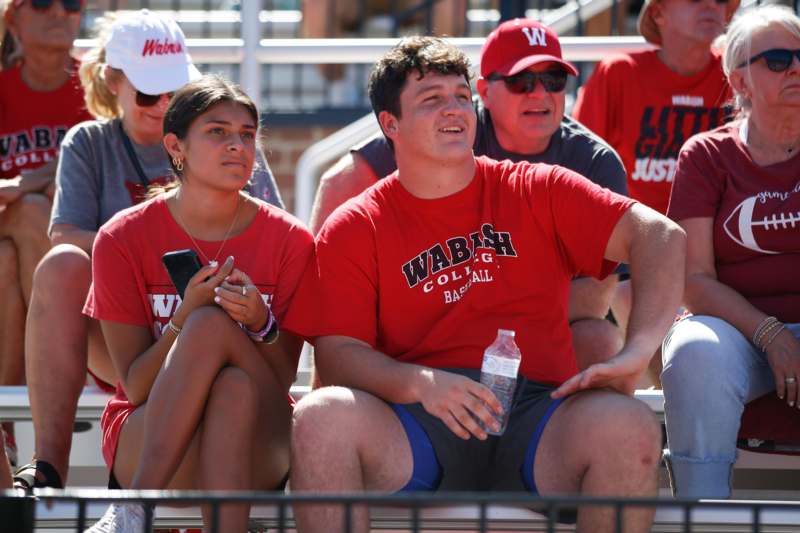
[571,318,623,369]
[292,387,359,448]
[33,245,91,291]
[579,393,661,469]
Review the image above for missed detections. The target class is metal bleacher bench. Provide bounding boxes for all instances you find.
[3,385,800,531]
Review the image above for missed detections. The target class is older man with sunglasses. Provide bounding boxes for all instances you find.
[310,19,628,376]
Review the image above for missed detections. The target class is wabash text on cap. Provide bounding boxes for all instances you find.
[104,9,201,95]
[480,18,578,78]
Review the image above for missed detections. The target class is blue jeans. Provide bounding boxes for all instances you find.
[661,315,800,498]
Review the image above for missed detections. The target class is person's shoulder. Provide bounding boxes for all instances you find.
[559,115,617,153]
[682,120,739,155]
[592,50,646,73]
[320,173,398,235]
[0,64,21,84]
[63,118,117,144]
[98,194,164,239]
[250,196,312,236]
[476,155,551,185]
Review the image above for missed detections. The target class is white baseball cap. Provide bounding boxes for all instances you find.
[105,9,201,95]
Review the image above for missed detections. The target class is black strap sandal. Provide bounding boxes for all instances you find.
[12,460,64,492]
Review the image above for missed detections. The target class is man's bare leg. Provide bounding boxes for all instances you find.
[535,390,661,533]
[571,318,623,370]
[291,387,413,533]
[25,245,114,483]
[0,193,51,303]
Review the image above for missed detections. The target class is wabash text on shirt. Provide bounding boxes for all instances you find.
[0,126,68,176]
[401,223,518,304]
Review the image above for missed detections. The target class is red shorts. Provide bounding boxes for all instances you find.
[100,389,296,471]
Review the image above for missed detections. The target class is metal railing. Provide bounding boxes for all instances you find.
[5,489,800,532]
[76,0,633,111]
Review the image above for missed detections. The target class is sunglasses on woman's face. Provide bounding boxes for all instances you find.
[28,0,83,13]
[738,48,800,73]
[135,90,174,108]
[487,69,569,94]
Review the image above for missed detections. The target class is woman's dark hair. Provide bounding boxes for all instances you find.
[164,74,259,176]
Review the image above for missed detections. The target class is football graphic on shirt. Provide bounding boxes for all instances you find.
[723,192,800,254]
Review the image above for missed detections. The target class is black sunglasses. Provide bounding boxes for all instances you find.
[737,48,800,72]
[135,90,174,108]
[487,70,569,94]
[29,0,83,13]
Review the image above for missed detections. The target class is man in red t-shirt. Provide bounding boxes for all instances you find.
[285,37,686,532]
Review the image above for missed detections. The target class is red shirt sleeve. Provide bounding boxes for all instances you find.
[283,203,378,345]
[84,226,150,327]
[667,133,725,222]
[535,165,635,278]
[269,222,315,323]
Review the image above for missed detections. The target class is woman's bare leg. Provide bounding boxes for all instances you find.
[131,307,290,488]
[112,308,289,531]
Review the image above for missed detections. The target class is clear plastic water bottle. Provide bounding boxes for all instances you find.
[479,329,521,436]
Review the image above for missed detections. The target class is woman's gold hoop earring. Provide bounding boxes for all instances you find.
[173,157,184,172]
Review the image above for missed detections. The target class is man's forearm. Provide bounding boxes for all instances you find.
[315,336,431,404]
[625,218,686,353]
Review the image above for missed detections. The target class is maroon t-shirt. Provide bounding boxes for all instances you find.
[667,121,800,323]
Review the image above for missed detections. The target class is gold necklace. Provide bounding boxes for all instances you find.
[172,193,242,265]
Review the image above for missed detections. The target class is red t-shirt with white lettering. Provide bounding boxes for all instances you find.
[573,50,730,214]
[0,60,92,179]
[84,194,314,468]
[284,156,634,385]
[667,121,800,323]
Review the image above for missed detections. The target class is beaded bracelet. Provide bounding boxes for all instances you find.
[756,320,782,349]
[762,323,786,351]
[166,320,182,335]
[240,310,279,344]
[752,316,778,347]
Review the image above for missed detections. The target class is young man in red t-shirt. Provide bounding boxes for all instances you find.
[285,37,686,533]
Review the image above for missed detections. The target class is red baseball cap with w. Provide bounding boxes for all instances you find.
[480,19,578,78]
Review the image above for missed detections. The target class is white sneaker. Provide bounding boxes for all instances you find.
[84,503,148,533]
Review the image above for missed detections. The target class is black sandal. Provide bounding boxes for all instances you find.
[13,460,64,492]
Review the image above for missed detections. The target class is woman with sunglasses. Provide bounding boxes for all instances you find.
[0,0,90,464]
[662,4,800,498]
[84,74,312,533]
[16,10,283,491]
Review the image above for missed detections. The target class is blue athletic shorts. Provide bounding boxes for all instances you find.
[389,368,563,494]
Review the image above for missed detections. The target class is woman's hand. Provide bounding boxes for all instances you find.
[172,256,235,327]
[764,328,800,408]
[214,268,269,331]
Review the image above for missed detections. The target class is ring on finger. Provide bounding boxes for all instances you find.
[241,285,247,296]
